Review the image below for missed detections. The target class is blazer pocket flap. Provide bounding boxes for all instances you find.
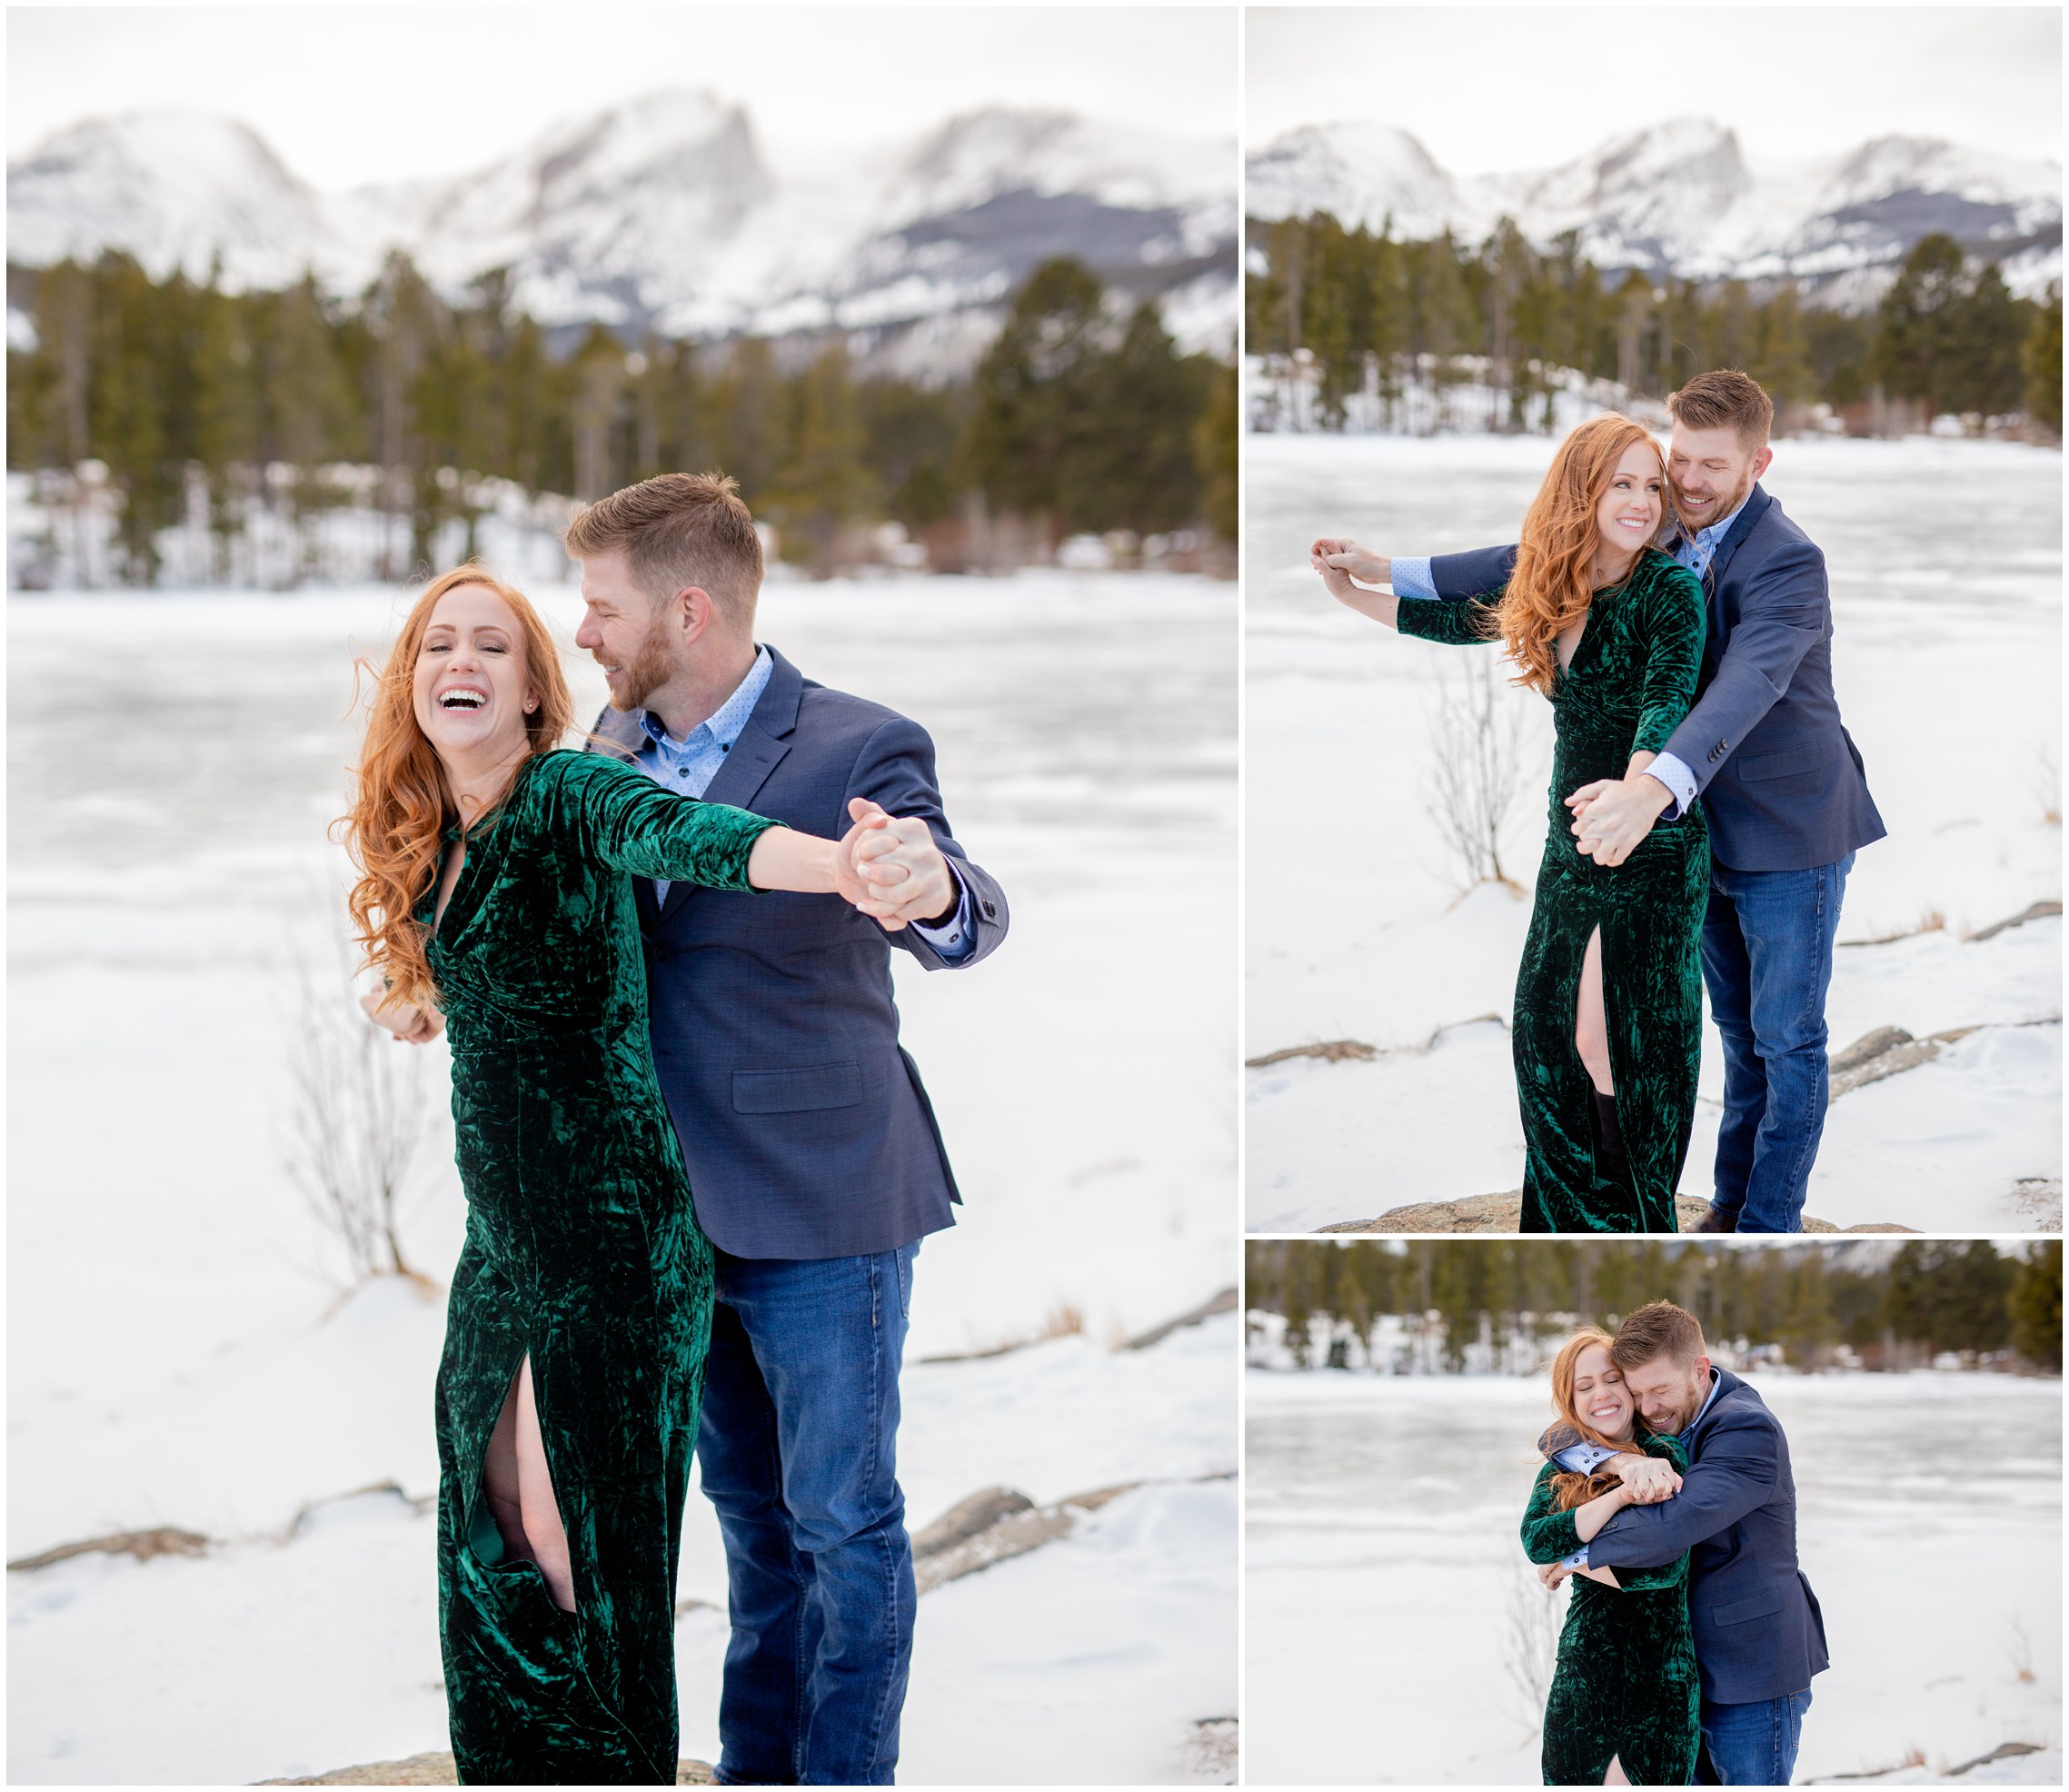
[1714,1589,1784,1626]
[1737,743,1828,782]
[731,1062,865,1115]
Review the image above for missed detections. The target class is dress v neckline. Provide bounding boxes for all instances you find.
[427,753,542,940]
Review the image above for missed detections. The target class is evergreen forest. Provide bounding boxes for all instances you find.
[1244,1239,2063,1374]
[1247,216,2064,436]
[5,251,1237,586]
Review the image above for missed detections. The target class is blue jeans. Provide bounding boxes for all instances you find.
[698,1243,918,1787]
[1697,1687,1813,1784]
[1701,853,1854,1232]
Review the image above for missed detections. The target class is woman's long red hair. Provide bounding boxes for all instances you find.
[339,565,574,1010]
[1547,1326,1648,1512]
[1492,415,1666,695]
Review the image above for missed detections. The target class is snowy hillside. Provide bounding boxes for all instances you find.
[6,92,1238,358]
[1247,116,2063,304]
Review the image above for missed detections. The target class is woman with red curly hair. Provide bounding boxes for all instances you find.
[1517,1328,1697,1784]
[1311,416,1706,1230]
[342,565,899,1784]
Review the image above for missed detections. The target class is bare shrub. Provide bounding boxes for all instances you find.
[1501,1564,1564,1732]
[1423,652,1533,890]
[2033,740,2061,825]
[280,940,438,1287]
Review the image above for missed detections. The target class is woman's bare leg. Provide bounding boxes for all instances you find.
[1605,1753,1630,1785]
[1575,925,1615,1095]
[513,1355,576,1611]
[482,1369,531,1561]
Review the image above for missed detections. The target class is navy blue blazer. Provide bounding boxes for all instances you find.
[1553,1368,1829,1706]
[587,646,1007,1260]
[1430,486,1885,871]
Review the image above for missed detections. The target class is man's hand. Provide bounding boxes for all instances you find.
[1308,537,1390,586]
[838,799,959,932]
[1604,1454,1682,1502]
[850,798,960,931]
[1537,1560,1574,1592]
[1566,773,1674,867]
[834,801,902,918]
[360,987,444,1044]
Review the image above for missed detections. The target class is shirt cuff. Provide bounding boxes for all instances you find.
[1644,752,1698,820]
[1553,1442,1616,1473]
[907,863,975,961]
[1560,1546,1591,1571]
[1390,555,1438,601]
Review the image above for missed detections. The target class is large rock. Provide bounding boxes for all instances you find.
[262,1757,712,1785]
[1318,1194,1916,1234]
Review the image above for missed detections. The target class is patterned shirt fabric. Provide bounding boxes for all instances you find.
[631,645,973,954]
[632,646,776,905]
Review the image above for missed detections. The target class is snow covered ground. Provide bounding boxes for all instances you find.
[5,572,1238,1783]
[1246,433,2063,1232]
[1245,1369,2063,1785]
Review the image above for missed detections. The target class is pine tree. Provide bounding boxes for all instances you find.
[2019,289,2052,441]
[2022,284,2063,434]
[2010,1244,2062,1370]
[964,256,1109,535]
[1870,234,1972,418]
[1192,358,1238,543]
[769,342,876,573]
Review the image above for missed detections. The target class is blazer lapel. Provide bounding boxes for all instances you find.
[658,647,804,921]
[1705,485,1772,632]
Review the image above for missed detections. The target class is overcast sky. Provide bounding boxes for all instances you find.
[1248,7,2062,173]
[7,5,1237,187]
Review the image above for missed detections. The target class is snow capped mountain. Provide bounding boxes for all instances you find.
[5,111,340,289]
[6,92,1237,358]
[1246,122,1464,243]
[1247,116,2063,304]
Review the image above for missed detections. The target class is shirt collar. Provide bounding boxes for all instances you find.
[1676,1367,1724,1441]
[1687,488,1754,553]
[639,645,773,753]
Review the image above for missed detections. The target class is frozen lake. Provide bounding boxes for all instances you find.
[1246,434,2064,1230]
[1245,1369,2064,1785]
[6,571,1238,1780]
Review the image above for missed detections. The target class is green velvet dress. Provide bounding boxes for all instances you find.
[1519,1434,1697,1787]
[422,749,781,1786]
[1396,550,1707,1231]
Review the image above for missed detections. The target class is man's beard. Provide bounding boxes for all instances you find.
[1670,464,1755,539]
[607,614,677,713]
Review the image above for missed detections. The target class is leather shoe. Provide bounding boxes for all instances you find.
[1688,1204,1738,1234]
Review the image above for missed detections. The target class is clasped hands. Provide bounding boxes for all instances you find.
[1308,536,1389,610]
[1534,1454,1681,1590]
[835,798,957,933]
[1565,774,1673,867]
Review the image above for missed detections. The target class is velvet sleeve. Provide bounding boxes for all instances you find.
[545,752,783,892]
[1396,590,1505,647]
[1520,1463,1584,1563]
[1590,1410,1778,1571]
[1602,1435,1693,1593]
[1630,558,1707,757]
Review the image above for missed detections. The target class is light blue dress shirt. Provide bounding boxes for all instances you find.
[1391,494,1751,821]
[630,645,973,956]
[1553,1367,1722,1570]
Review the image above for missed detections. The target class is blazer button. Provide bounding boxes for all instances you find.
[981,901,996,919]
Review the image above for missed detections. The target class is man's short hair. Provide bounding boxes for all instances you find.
[1610,1300,1708,1371]
[1666,370,1774,451]
[563,472,763,627]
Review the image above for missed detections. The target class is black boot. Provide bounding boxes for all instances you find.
[1592,1088,1633,1190]
[1689,1204,1739,1234]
